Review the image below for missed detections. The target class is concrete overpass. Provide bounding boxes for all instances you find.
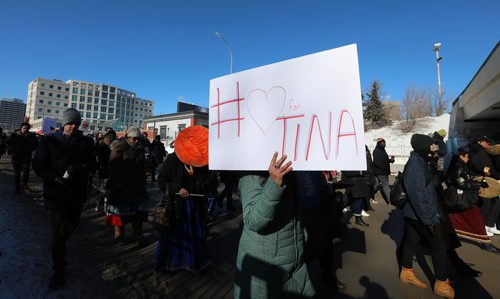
[449,42,500,144]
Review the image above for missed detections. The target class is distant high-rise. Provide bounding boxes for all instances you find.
[27,77,154,131]
[0,98,27,131]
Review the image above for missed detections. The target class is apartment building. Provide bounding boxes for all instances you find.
[0,98,27,131]
[27,78,154,132]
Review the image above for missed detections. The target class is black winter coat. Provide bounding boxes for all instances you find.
[6,131,38,162]
[342,170,371,199]
[445,159,481,206]
[106,139,148,205]
[373,145,391,176]
[158,152,214,200]
[33,131,97,210]
[402,152,441,225]
[469,143,500,179]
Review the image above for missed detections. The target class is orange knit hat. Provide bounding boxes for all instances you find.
[174,126,209,167]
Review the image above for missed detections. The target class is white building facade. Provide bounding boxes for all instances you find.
[26,78,70,123]
[27,77,154,132]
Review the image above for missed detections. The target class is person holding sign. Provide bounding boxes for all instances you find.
[234,152,316,298]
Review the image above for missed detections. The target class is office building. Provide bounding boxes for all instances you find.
[27,77,154,132]
[0,98,27,131]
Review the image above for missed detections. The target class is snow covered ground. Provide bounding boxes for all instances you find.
[364,113,450,171]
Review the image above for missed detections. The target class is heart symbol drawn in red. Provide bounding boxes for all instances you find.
[246,86,286,134]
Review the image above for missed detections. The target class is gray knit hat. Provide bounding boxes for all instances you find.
[62,108,82,127]
[126,127,141,138]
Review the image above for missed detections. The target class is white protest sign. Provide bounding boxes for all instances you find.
[209,44,366,171]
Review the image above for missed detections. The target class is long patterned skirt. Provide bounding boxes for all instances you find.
[154,195,211,272]
[448,206,491,243]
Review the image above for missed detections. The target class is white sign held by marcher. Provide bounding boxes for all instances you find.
[209,44,366,170]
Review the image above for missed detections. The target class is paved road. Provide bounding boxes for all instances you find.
[0,156,499,298]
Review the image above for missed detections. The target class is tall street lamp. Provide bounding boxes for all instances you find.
[215,31,233,74]
[433,42,443,108]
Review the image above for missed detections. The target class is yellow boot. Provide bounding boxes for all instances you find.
[400,267,428,289]
[434,279,455,299]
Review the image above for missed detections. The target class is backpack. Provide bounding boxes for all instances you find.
[390,171,407,209]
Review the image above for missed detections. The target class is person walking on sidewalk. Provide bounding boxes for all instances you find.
[33,108,97,290]
[6,122,38,193]
[399,134,455,299]
[105,127,150,245]
[372,138,395,204]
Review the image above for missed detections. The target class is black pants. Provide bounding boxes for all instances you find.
[401,218,448,281]
[50,206,82,272]
[479,197,500,227]
[12,159,30,190]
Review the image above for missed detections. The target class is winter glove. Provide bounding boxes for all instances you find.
[480,180,489,188]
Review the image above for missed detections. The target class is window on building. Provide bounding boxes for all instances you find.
[93,113,98,118]
[94,91,99,97]
[87,90,92,96]
[39,100,44,104]
[109,94,115,100]
[101,107,107,112]
[55,110,59,114]
[109,101,115,106]
[87,97,92,103]
[87,104,92,110]
[56,102,60,106]
[80,89,86,95]
[38,116,42,119]
[71,103,77,109]
[72,87,78,93]
[49,93,53,97]
[57,86,62,90]
[102,92,108,99]
[38,108,43,112]
[57,94,61,98]
[49,84,54,88]
[72,95,77,100]
[160,126,166,140]
[48,101,53,105]
[40,91,45,95]
[79,104,84,110]
[178,124,186,131]
[64,103,68,107]
[64,95,68,99]
[65,87,69,91]
[108,115,113,120]
[102,85,109,91]
[102,99,107,105]
[94,106,98,111]
[108,108,114,114]
[94,98,99,104]
[47,109,52,113]
[80,96,85,101]
[100,114,106,120]
[86,112,91,118]
[41,83,46,87]
[110,87,116,93]
[90,125,95,131]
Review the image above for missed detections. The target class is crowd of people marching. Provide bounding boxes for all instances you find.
[1,107,499,298]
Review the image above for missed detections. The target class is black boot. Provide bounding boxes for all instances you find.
[355,215,369,227]
[480,243,500,254]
